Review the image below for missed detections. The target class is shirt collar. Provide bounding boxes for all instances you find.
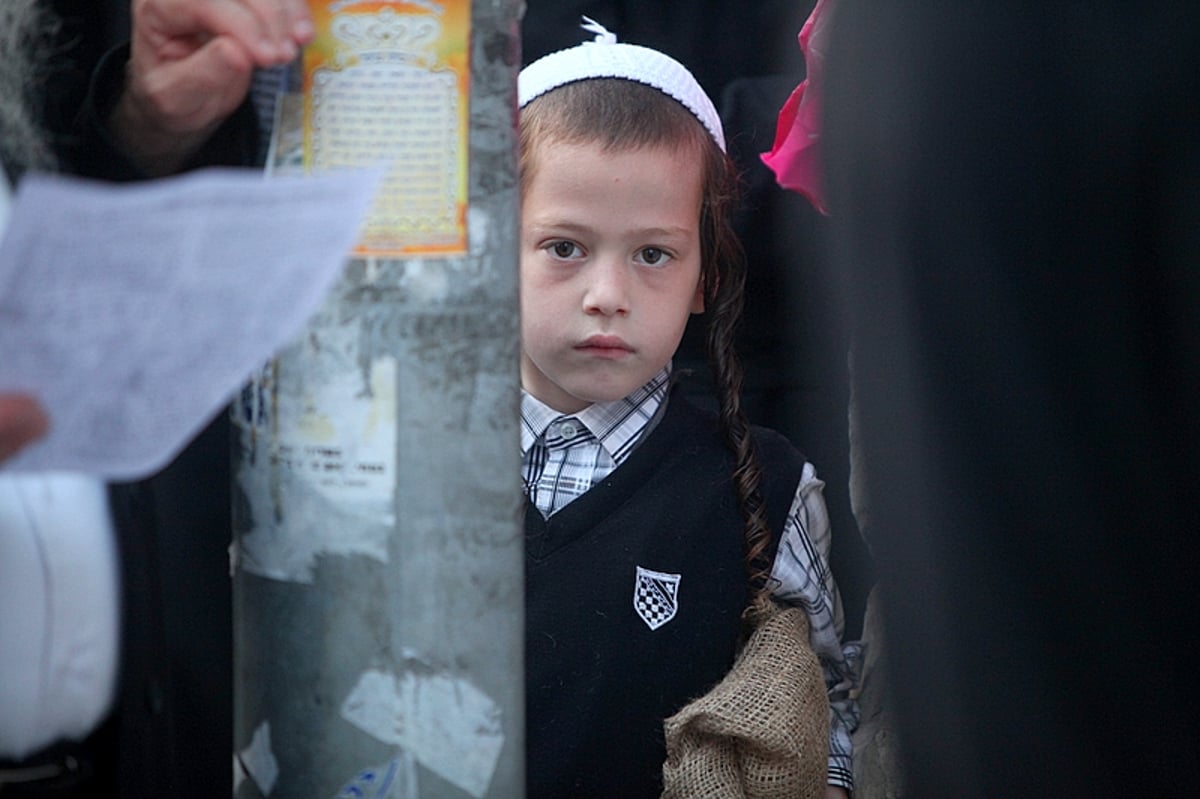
[520,366,671,463]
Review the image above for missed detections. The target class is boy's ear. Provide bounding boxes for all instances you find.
[690,280,706,314]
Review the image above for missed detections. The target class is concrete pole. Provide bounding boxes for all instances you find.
[230,2,525,796]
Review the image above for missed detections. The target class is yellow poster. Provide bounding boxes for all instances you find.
[304,1,470,256]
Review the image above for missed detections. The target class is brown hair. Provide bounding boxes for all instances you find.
[520,79,775,633]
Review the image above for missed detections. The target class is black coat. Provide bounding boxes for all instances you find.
[823,2,1200,796]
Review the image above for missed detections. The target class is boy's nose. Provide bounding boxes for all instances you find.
[583,257,631,317]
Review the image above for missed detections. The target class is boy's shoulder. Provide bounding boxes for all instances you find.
[668,391,806,466]
[750,422,807,471]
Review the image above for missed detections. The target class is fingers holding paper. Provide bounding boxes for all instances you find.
[111,0,314,175]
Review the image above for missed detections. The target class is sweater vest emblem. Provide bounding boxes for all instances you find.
[634,566,681,630]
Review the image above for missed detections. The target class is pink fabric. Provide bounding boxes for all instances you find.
[760,0,833,214]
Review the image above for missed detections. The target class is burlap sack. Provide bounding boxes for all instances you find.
[661,605,829,799]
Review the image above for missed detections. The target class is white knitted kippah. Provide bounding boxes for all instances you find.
[518,17,727,152]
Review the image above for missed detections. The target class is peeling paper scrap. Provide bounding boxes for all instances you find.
[234,720,279,796]
[341,668,504,798]
[235,351,398,584]
[336,750,419,799]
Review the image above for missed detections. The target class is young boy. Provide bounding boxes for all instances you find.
[518,20,859,797]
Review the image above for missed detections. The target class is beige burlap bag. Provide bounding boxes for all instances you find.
[661,605,829,799]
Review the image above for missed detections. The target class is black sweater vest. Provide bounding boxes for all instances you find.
[525,392,805,798]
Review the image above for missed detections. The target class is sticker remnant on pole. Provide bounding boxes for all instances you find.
[340,667,505,798]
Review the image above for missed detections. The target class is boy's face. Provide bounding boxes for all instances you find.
[519,138,705,414]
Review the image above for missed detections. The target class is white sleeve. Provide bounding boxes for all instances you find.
[769,461,863,791]
[0,473,120,759]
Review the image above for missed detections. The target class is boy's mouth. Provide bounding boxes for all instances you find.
[576,335,634,358]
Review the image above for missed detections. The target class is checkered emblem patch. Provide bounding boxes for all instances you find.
[634,566,681,630]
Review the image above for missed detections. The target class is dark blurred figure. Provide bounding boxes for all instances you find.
[524,1,875,636]
[823,2,1200,796]
[41,0,130,147]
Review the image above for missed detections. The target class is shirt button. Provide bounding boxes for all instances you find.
[559,420,579,440]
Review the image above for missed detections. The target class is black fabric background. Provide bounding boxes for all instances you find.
[823,2,1200,796]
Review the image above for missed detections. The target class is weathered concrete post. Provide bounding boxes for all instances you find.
[231,1,525,796]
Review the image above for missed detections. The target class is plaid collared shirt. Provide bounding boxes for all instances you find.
[520,367,862,791]
[521,369,670,518]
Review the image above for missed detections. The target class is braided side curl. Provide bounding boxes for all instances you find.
[697,146,776,638]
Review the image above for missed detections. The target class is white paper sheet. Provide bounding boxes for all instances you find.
[0,166,382,479]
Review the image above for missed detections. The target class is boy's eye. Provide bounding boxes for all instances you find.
[638,247,670,266]
[549,240,581,259]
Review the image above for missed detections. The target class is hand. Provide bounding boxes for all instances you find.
[110,0,315,175]
[0,394,48,463]
[825,786,850,799]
